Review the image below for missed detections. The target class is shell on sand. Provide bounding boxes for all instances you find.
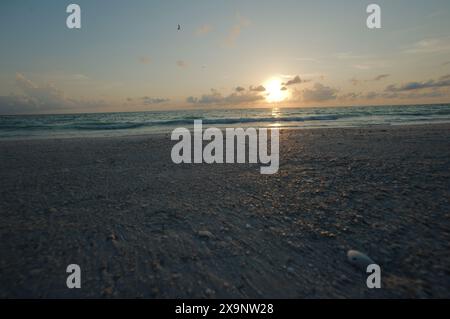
[347,250,375,270]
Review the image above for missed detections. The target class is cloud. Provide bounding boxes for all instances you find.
[71,74,89,80]
[405,37,450,54]
[223,13,250,47]
[365,91,379,100]
[339,92,362,100]
[380,90,447,100]
[281,87,287,91]
[0,73,106,114]
[225,92,265,104]
[402,91,447,99]
[0,94,39,114]
[138,56,151,64]
[186,89,222,104]
[125,96,170,106]
[14,73,70,109]
[282,75,302,86]
[335,52,369,60]
[186,96,198,104]
[373,74,390,81]
[186,88,264,105]
[351,74,390,86]
[249,85,266,92]
[302,83,338,102]
[195,24,212,36]
[339,91,389,101]
[235,86,245,92]
[385,74,450,92]
[338,83,449,102]
[141,96,170,105]
[176,60,188,68]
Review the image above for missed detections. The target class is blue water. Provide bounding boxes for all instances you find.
[0,104,449,139]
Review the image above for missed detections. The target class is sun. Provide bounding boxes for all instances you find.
[264,77,288,103]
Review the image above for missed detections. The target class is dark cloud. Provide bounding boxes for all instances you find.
[405,91,447,99]
[338,87,448,102]
[282,75,302,86]
[186,89,222,104]
[186,89,264,105]
[302,83,338,102]
[365,91,378,99]
[339,92,362,100]
[186,96,199,104]
[386,74,450,92]
[225,92,265,104]
[249,85,266,92]
[235,86,245,92]
[373,74,390,81]
[141,96,170,104]
[280,87,287,91]
[381,90,446,99]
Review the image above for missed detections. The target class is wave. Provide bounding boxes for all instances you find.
[70,122,149,130]
[1,104,450,135]
[158,114,351,125]
[61,114,352,131]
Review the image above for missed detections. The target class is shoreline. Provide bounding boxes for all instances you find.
[0,123,449,298]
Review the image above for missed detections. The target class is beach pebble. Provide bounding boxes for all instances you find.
[205,288,215,296]
[347,250,375,270]
[107,233,118,241]
[320,230,336,238]
[198,230,214,239]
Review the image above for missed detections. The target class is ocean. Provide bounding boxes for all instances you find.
[1,104,449,139]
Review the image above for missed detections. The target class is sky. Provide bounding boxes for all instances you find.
[1,0,450,114]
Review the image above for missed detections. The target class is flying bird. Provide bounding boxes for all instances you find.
[177,24,181,31]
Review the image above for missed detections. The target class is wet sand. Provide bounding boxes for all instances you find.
[0,124,449,298]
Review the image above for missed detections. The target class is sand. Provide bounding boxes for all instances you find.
[0,124,449,298]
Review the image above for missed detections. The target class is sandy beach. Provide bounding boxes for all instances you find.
[0,124,449,298]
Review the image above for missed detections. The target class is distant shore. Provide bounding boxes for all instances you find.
[0,124,449,298]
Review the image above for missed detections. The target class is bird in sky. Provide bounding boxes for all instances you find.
[177,24,181,31]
